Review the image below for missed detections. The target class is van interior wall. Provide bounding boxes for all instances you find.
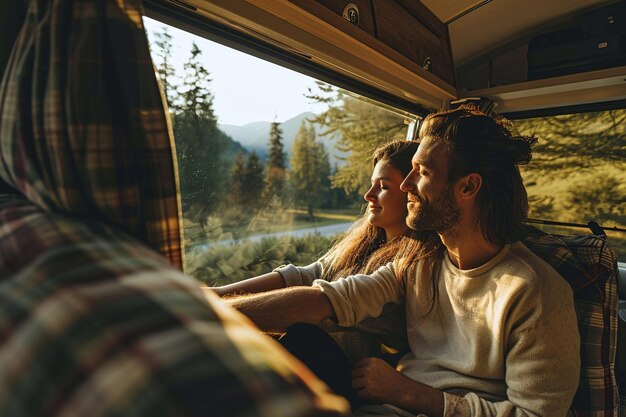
[0,2,27,81]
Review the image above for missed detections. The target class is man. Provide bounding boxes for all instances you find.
[226,108,580,417]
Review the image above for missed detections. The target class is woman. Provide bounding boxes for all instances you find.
[212,140,440,361]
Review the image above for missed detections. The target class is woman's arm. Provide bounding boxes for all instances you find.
[209,261,326,297]
[209,272,286,297]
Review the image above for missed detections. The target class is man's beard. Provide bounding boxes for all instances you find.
[406,185,460,233]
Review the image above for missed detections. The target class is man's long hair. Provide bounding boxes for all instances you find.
[323,140,441,280]
[420,106,537,245]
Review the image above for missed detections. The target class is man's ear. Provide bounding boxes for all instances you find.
[456,173,482,200]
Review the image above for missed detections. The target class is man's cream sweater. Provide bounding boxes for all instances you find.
[312,242,580,417]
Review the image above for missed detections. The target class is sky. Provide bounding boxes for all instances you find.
[143,17,328,126]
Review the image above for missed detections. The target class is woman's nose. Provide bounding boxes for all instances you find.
[364,186,377,202]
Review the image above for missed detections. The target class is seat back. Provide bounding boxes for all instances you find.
[523,227,619,417]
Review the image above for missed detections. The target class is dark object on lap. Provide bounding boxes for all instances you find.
[280,323,371,410]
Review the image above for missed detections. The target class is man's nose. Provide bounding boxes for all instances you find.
[400,171,418,192]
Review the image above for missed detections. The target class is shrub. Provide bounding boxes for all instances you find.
[188,234,334,285]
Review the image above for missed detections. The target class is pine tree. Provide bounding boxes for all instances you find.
[152,28,177,110]
[148,32,248,226]
[326,162,353,209]
[242,152,266,204]
[174,42,226,218]
[266,121,287,202]
[181,42,215,120]
[315,137,332,207]
[289,122,330,220]
[229,152,246,206]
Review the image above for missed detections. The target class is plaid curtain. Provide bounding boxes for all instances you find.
[0,0,183,269]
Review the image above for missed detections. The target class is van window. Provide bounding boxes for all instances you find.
[144,18,418,283]
[515,110,626,259]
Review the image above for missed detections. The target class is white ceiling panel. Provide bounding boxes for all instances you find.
[446,0,612,65]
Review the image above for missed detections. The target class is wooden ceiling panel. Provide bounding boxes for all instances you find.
[419,0,486,23]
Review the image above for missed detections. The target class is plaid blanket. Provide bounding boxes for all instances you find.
[0,194,348,416]
[523,227,619,417]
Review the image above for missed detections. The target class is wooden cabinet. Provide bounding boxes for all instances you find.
[289,0,455,87]
[311,0,376,37]
[374,0,454,86]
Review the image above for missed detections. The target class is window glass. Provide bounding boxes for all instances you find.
[515,110,626,259]
[144,17,417,283]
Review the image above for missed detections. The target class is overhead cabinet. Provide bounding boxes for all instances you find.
[293,0,456,87]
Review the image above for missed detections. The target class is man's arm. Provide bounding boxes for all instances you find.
[225,286,335,332]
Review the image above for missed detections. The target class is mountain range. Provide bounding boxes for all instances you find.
[218,112,345,166]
